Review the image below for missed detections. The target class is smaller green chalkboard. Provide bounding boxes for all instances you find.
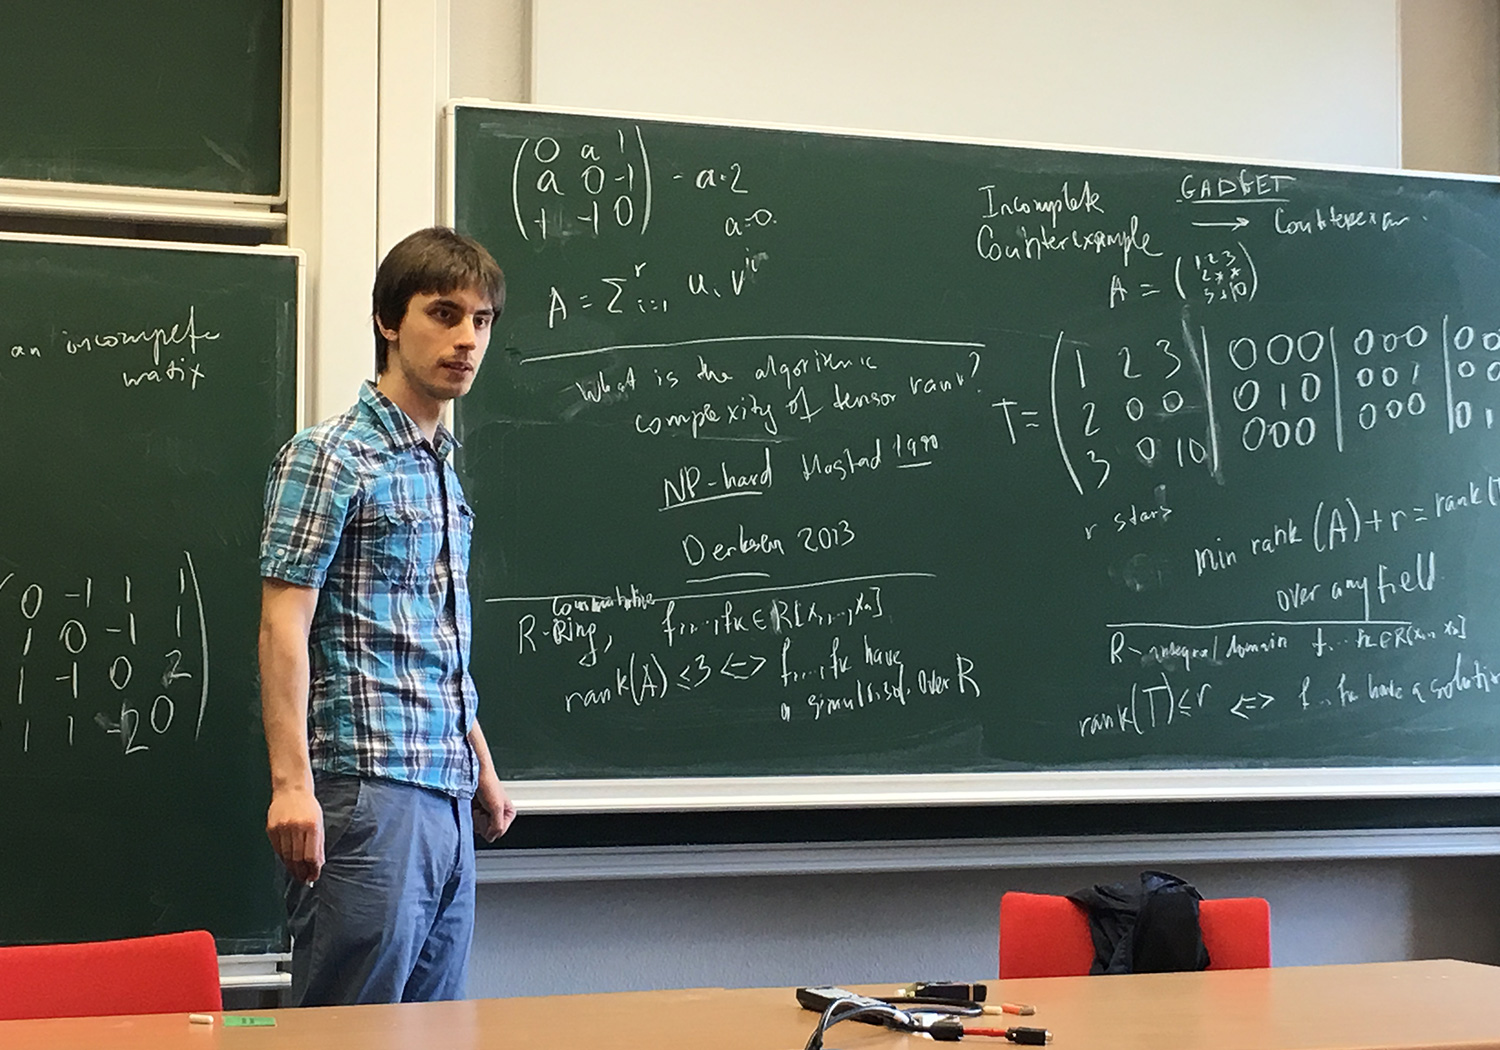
[0,1,284,197]
[0,233,301,950]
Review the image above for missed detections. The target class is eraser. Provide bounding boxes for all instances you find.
[188,1013,215,1025]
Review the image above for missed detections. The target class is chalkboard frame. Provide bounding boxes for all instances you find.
[0,0,289,215]
[444,99,1500,815]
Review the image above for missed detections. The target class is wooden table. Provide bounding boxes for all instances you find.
[2,959,1498,1050]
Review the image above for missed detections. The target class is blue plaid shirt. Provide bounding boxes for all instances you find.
[260,382,478,798]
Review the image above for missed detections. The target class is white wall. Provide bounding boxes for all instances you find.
[424,0,1500,999]
[286,0,380,424]
[449,1,1500,173]
[450,0,528,103]
[528,0,1401,166]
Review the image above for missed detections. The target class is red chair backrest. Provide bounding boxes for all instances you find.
[0,930,222,1020]
[999,891,1270,978]
[999,891,1094,978]
[1199,896,1272,969]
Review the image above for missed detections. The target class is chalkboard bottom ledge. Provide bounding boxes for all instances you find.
[474,826,1500,884]
[505,769,1500,812]
[219,953,291,990]
[0,185,286,230]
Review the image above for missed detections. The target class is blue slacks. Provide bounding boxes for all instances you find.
[286,774,475,1006]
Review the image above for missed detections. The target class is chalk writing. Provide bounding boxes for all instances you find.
[6,306,219,390]
[0,553,208,761]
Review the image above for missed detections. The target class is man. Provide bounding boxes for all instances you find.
[258,227,515,1006]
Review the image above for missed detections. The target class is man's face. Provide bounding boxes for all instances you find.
[380,285,495,404]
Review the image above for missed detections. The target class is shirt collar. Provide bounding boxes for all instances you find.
[359,380,461,457]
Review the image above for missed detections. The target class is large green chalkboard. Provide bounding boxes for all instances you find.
[0,235,298,949]
[0,1,283,196]
[450,103,1500,804]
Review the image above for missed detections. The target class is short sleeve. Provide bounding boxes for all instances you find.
[259,433,360,588]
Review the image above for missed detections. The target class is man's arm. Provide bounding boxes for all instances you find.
[468,719,516,842]
[260,577,325,882]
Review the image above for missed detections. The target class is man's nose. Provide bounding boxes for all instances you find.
[455,315,478,345]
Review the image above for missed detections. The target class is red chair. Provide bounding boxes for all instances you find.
[0,930,222,1020]
[999,891,1270,978]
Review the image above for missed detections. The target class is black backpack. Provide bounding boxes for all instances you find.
[1067,870,1211,974]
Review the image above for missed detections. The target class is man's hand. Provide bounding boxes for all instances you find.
[467,719,515,842]
[260,578,322,881]
[472,770,516,842]
[267,785,325,883]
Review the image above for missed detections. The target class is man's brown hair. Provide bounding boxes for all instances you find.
[372,227,505,373]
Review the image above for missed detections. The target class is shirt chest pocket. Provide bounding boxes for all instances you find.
[367,503,443,588]
[452,500,476,576]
